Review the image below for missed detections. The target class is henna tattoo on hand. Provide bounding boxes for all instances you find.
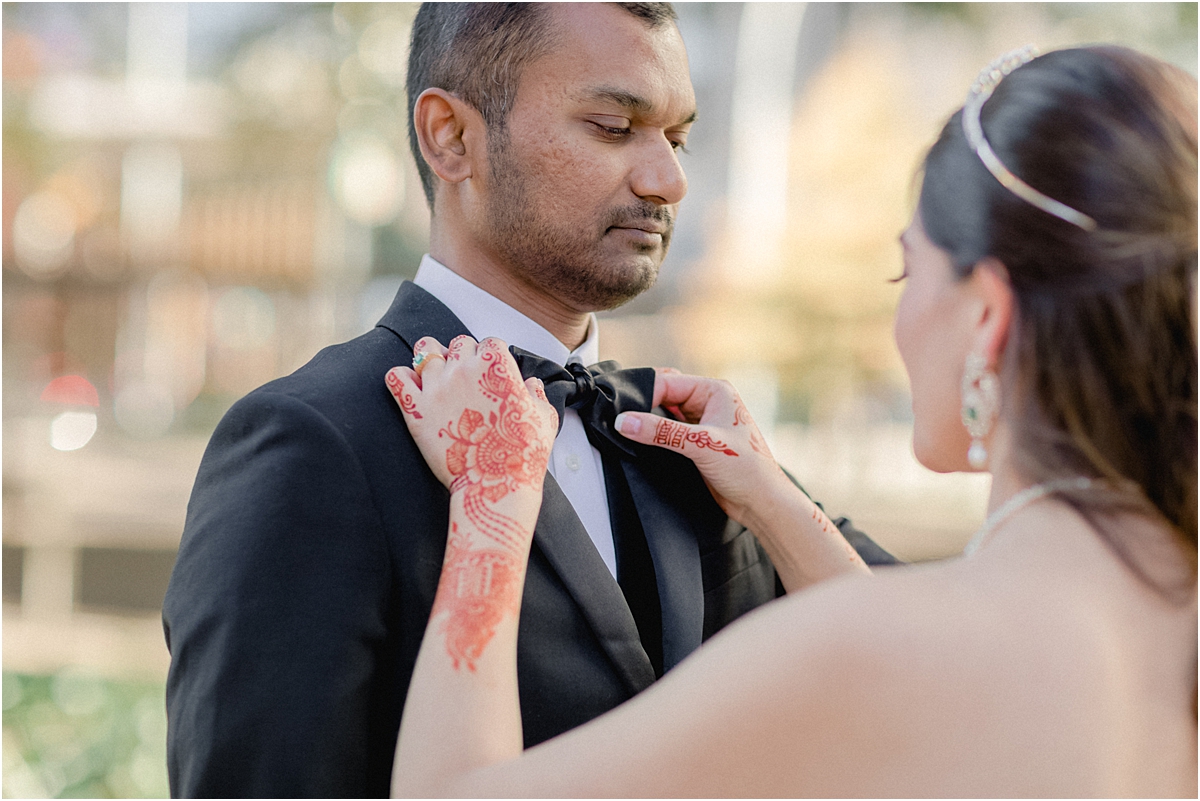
[439,347,548,534]
[653,418,687,449]
[386,369,422,419]
[653,419,739,457]
[446,335,472,361]
[732,397,770,456]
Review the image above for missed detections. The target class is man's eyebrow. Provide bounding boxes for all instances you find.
[581,86,698,125]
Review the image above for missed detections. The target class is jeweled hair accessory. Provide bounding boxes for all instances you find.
[962,45,1098,232]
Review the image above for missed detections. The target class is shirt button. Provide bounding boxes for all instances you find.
[566,453,582,471]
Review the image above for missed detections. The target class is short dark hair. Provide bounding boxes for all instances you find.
[920,46,1197,593]
[406,2,678,208]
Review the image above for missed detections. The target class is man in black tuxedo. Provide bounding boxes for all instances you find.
[163,3,895,797]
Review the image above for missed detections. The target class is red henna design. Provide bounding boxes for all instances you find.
[429,347,551,669]
[811,505,841,538]
[439,348,549,550]
[685,429,739,457]
[732,397,770,456]
[446,335,473,361]
[432,526,525,672]
[386,369,422,419]
[653,419,688,449]
[653,419,739,456]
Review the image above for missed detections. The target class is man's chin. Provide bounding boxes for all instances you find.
[576,259,660,311]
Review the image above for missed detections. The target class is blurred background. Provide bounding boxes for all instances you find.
[2,2,1195,796]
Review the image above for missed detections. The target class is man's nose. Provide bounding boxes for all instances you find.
[630,136,688,206]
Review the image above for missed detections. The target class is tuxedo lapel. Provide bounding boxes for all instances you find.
[619,456,705,671]
[534,473,657,694]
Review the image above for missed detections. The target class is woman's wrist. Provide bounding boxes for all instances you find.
[447,480,545,541]
[736,466,805,537]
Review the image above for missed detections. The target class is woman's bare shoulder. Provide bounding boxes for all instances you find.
[764,557,1116,691]
[684,560,1120,794]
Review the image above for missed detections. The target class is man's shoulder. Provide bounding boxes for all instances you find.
[202,324,418,467]
[256,326,407,407]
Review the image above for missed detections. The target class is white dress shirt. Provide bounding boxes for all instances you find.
[413,255,618,578]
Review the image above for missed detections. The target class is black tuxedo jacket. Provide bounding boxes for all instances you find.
[163,281,895,798]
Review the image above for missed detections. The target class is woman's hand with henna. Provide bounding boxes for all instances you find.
[614,372,789,528]
[387,339,559,675]
[385,335,558,521]
[617,372,869,590]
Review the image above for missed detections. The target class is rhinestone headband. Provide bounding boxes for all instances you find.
[962,46,1098,232]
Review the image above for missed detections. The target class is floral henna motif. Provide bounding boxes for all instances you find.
[732,398,770,456]
[432,525,525,672]
[438,344,548,544]
[386,369,422,419]
[653,419,739,457]
[440,348,547,507]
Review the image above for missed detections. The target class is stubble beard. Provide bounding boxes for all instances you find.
[484,132,673,312]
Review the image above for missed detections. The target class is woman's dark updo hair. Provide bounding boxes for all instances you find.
[920,46,1197,594]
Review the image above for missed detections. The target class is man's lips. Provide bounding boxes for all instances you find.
[608,227,664,247]
[609,224,667,236]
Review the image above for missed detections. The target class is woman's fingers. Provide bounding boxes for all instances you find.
[413,337,453,384]
[525,376,559,432]
[446,334,476,362]
[651,372,741,426]
[652,371,698,409]
[386,366,424,419]
[525,376,548,404]
[614,412,739,458]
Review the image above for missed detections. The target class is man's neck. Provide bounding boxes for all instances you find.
[429,238,591,352]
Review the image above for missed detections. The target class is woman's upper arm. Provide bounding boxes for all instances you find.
[457,574,925,798]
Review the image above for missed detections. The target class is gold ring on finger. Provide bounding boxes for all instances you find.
[412,351,445,377]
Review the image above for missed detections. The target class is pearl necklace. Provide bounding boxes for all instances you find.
[962,477,1096,558]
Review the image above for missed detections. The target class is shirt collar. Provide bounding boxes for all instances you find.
[412,254,599,366]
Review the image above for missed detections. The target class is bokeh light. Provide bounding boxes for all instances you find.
[328,133,404,226]
[357,16,410,85]
[12,191,76,278]
[49,412,98,451]
[40,375,99,408]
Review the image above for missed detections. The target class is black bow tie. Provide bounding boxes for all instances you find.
[509,346,656,458]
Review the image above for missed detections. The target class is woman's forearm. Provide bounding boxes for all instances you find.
[741,473,872,592]
[392,486,539,797]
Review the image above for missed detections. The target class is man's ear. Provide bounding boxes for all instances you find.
[968,256,1015,366]
[412,88,484,187]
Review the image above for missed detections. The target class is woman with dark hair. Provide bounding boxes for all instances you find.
[384,45,1196,796]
